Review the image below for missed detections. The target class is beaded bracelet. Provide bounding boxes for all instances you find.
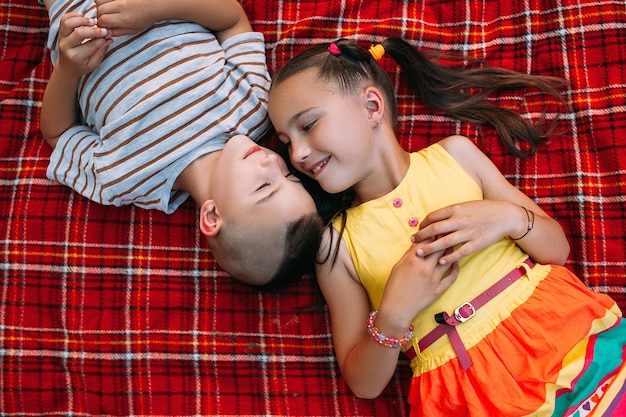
[367,311,414,349]
[509,206,535,241]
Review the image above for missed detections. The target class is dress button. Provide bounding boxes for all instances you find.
[393,198,403,208]
[408,217,419,227]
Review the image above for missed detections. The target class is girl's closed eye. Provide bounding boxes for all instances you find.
[278,135,291,146]
[302,120,316,132]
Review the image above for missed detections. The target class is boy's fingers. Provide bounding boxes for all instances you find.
[90,38,113,62]
[60,14,94,37]
[67,26,110,48]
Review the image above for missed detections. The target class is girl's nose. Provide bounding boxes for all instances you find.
[290,141,311,163]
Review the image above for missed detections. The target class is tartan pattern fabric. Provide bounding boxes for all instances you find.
[1,0,624,415]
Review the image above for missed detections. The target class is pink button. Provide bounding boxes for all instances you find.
[393,198,402,208]
[408,217,419,227]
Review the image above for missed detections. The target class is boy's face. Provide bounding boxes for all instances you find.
[210,135,316,224]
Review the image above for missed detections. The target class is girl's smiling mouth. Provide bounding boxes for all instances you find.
[308,156,330,178]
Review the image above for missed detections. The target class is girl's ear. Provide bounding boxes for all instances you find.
[199,199,222,237]
[363,86,385,125]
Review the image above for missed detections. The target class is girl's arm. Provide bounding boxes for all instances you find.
[317,229,458,399]
[40,13,112,148]
[413,135,570,266]
[95,0,252,43]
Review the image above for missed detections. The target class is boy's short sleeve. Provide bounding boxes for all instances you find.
[220,32,271,103]
[47,125,103,204]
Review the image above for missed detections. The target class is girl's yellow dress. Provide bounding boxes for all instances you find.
[333,144,626,416]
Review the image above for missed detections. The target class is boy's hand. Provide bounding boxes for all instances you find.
[95,0,158,37]
[57,12,111,78]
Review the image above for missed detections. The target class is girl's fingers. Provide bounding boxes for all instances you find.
[439,262,459,289]
[414,233,454,257]
[437,249,464,266]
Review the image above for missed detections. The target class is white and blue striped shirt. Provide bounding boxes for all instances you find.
[46,1,271,213]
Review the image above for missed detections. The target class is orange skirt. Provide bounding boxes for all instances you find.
[407,265,625,416]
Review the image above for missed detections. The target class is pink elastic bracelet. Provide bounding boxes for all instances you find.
[367,311,414,349]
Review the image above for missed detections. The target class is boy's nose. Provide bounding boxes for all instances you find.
[260,151,281,167]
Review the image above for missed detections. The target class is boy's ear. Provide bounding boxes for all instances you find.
[199,199,222,237]
[364,86,385,125]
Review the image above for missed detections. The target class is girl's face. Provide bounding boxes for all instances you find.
[269,68,378,194]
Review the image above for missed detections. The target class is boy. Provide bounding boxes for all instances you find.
[40,0,322,287]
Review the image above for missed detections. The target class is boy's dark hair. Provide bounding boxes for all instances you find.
[256,212,325,292]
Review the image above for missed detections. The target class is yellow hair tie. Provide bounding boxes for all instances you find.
[369,44,385,61]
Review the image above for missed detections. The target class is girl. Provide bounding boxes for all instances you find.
[268,38,626,415]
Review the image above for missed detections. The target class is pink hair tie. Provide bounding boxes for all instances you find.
[328,43,341,55]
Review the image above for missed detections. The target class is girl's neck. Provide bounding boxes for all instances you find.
[352,138,410,205]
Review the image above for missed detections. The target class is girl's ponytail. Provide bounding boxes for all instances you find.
[381,36,567,158]
[273,37,567,158]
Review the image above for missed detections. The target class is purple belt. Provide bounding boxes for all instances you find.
[404,258,534,371]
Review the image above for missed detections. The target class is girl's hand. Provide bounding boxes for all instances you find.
[411,200,520,266]
[57,12,111,78]
[95,0,158,37]
[376,243,459,334]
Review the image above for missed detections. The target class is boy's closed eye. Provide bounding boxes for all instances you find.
[257,173,299,191]
[286,172,301,182]
[256,182,270,191]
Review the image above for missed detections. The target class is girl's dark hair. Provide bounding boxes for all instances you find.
[271,36,568,262]
[273,37,567,160]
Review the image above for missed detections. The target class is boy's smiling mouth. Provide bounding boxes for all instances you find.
[244,145,261,159]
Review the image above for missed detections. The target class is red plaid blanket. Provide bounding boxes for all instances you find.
[1,0,625,415]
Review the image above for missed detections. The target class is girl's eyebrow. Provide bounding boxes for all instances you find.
[274,107,318,137]
[289,107,317,124]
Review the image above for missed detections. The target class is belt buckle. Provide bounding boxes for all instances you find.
[454,302,476,323]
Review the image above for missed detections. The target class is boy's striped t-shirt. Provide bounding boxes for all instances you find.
[46,3,271,213]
